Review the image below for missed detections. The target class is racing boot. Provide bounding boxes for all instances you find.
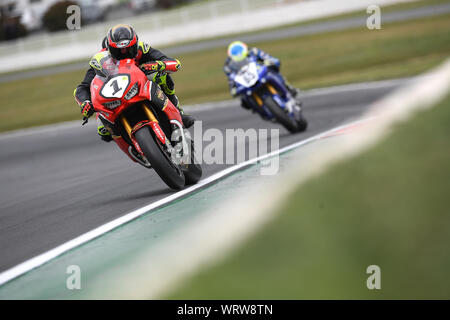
[285,81,301,98]
[284,79,303,106]
[167,93,195,128]
[97,125,113,142]
[162,99,189,161]
[96,116,113,142]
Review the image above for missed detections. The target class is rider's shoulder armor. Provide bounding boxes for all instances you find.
[138,41,150,54]
[135,41,150,63]
[89,50,112,77]
[89,50,110,71]
[249,47,259,56]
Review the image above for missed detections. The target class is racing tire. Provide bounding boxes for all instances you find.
[296,115,308,132]
[135,127,185,190]
[182,140,202,185]
[263,96,299,133]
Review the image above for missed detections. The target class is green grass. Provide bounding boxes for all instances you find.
[167,93,450,300]
[199,0,450,42]
[1,12,450,132]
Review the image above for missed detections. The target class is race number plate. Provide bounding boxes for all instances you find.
[100,75,130,98]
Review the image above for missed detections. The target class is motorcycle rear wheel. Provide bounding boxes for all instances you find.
[134,127,185,190]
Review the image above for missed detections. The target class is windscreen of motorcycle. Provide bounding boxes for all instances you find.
[234,61,259,88]
[91,54,132,100]
[89,51,119,78]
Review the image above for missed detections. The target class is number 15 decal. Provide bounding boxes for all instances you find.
[101,75,130,98]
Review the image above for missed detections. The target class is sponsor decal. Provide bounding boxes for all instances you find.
[116,40,130,48]
[132,140,143,155]
[131,121,149,135]
[156,86,165,101]
[149,121,166,144]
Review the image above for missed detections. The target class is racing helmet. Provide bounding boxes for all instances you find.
[227,41,248,62]
[106,24,138,60]
[101,36,108,49]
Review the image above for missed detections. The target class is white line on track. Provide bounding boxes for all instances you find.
[0,116,373,286]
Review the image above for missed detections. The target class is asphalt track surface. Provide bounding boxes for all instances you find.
[1,2,449,83]
[0,79,408,273]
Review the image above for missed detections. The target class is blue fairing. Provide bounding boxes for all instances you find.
[228,57,295,120]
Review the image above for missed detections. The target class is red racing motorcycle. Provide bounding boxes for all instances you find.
[87,54,202,190]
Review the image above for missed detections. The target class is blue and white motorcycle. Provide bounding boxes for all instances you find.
[229,56,307,133]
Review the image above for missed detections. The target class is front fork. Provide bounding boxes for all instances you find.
[119,103,191,166]
[251,83,278,108]
[120,103,170,156]
[251,82,298,118]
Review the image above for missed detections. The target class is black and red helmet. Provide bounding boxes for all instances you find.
[106,24,138,60]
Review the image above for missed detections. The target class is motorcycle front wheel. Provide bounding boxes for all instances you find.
[264,96,299,133]
[134,127,185,190]
[182,140,202,185]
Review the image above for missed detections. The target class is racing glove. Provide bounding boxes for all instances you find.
[140,60,166,74]
[230,87,238,97]
[81,100,95,118]
[264,58,279,67]
[264,58,280,72]
[141,59,181,74]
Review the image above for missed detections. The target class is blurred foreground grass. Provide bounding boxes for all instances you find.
[167,93,450,299]
[1,12,450,132]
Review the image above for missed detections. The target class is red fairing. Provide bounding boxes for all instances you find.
[163,99,183,124]
[90,58,166,159]
[90,59,151,124]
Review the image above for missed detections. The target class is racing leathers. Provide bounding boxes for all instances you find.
[74,42,187,167]
[223,47,301,110]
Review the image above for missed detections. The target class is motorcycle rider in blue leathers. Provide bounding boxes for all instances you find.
[223,41,302,111]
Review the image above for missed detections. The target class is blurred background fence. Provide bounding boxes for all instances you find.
[0,0,295,58]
